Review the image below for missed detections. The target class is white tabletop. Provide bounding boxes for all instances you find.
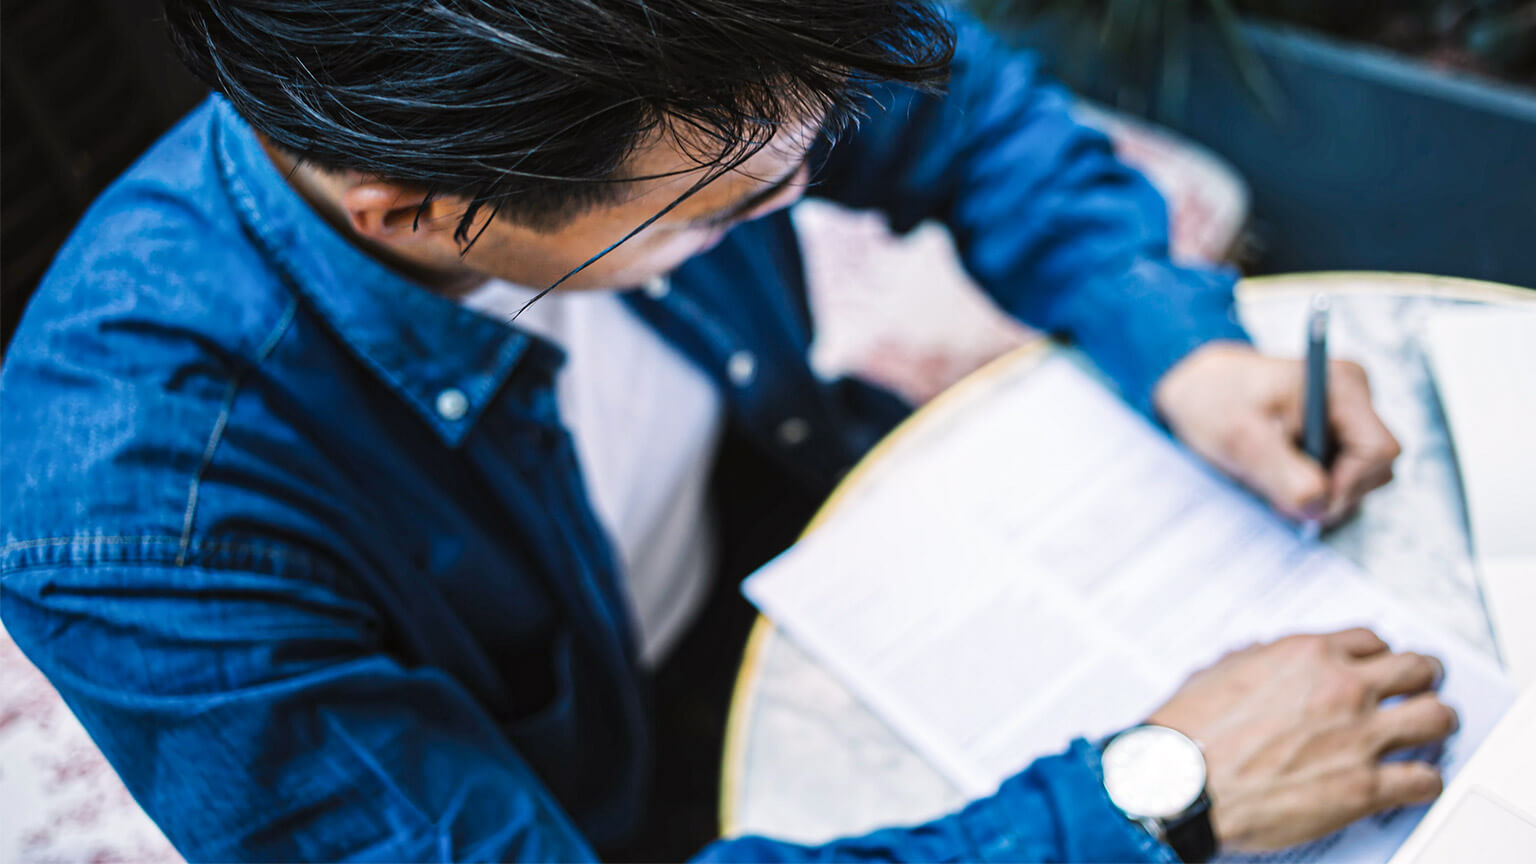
[721,272,1534,844]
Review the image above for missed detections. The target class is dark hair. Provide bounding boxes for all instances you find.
[162,0,954,244]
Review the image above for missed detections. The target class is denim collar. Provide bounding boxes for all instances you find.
[210,96,551,447]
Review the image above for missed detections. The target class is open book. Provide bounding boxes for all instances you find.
[744,356,1513,864]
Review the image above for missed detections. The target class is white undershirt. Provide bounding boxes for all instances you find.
[461,278,722,668]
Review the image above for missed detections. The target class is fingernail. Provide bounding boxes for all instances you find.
[1432,659,1446,689]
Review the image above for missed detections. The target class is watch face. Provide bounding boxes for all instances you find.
[1102,726,1207,820]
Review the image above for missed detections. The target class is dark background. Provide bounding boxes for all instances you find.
[2,0,205,350]
[5,4,1530,355]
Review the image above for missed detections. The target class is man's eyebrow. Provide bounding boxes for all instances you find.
[698,159,808,226]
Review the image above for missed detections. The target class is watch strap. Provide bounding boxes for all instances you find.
[1161,792,1217,863]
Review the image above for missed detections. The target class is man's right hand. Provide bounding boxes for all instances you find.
[1147,628,1457,852]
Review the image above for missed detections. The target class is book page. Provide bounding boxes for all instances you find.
[744,357,1513,863]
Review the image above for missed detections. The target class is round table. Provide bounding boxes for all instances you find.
[719,271,1534,844]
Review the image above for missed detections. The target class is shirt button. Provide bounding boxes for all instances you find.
[777,417,811,446]
[643,276,670,299]
[727,350,756,387]
[435,387,469,421]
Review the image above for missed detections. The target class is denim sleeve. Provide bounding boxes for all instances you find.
[4,557,1171,864]
[812,13,1251,414]
[1,560,599,863]
[697,740,1176,863]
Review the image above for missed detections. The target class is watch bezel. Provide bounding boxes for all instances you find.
[1101,724,1208,821]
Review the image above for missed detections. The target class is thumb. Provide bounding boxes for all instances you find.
[1232,420,1330,520]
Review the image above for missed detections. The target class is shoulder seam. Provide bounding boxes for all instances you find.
[176,297,300,565]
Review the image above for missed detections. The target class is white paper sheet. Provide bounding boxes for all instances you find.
[1389,683,1536,864]
[1424,307,1536,688]
[744,357,1514,864]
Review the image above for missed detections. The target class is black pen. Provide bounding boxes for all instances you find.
[1301,294,1331,541]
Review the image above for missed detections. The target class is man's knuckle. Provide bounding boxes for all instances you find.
[1367,433,1400,462]
[1218,419,1262,462]
[1282,478,1325,512]
[1316,671,1369,712]
[1348,626,1385,646]
[1278,633,1325,661]
[1339,767,1378,809]
[1218,645,1249,663]
[1303,633,1334,657]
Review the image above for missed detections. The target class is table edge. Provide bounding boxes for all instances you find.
[717,337,1054,834]
[1238,271,1534,303]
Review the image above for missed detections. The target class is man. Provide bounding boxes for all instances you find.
[0,1,1444,861]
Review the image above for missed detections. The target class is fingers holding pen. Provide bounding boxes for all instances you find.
[1323,360,1401,524]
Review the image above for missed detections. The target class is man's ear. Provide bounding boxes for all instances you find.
[339,182,464,248]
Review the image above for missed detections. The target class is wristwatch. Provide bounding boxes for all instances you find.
[1099,725,1218,863]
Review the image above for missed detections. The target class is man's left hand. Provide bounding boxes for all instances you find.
[1152,342,1401,526]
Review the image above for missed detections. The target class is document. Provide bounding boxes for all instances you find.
[744,357,1514,864]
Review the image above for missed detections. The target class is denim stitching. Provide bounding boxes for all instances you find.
[1,534,344,585]
[176,298,299,565]
[3,534,308,555]
[3,534,181,553]
[177,381,239,565]
[216,132,430,427]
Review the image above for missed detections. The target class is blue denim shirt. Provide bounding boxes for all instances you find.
[2,19,1239,863]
